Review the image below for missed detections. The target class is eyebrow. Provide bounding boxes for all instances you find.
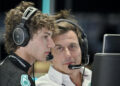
[70,43,79,45]
[44,32,52,36]
[55,43,79,47]
[55,44,62,47]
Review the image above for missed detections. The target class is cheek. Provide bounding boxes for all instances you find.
[53,55,62,63]
[38,39,46,49]
[72,50,81,57]
[41,37,48,45]
[52,53,63,64]
[53,51,64,60]
[72,50,82,61]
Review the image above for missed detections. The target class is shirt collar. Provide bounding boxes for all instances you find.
[9,53,31,72]
[48,65,92,86]
[48,65,75,86]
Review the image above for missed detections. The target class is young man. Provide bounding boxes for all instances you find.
[0,1,56,86]
[36,11,92,86]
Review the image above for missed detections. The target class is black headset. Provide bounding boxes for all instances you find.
[56,19,89,66]
[13,6,37,46]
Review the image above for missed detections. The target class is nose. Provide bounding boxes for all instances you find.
[48,38,55,48]
[64,48,71,58]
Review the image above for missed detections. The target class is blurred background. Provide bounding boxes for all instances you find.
[0,0,120,75]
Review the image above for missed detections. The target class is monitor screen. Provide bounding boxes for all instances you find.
[102,34,120,53]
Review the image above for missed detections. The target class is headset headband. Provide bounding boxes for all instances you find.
[56,19,87,38]
[22,6,37,20]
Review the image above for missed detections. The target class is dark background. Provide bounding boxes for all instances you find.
[0,0,120,64]
[0,0,120,14]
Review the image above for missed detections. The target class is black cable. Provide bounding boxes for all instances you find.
[81,66,85,86]
[32,63,36,86]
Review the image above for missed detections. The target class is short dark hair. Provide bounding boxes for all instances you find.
[52,10,82,44]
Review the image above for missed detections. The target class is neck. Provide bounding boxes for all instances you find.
[70,70,82,86]
[15,47,35,65]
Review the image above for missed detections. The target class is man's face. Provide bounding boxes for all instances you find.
[51,30,82,74]
[26,27,55,61]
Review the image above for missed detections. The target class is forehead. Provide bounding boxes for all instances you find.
[54,31,79,45]
[37,27,53,35]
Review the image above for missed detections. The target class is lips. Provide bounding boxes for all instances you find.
[64,62,75,65]
[45,51,50,55]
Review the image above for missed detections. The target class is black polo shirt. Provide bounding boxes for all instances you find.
[0,53,35,86]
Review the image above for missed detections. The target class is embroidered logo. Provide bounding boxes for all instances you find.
[20,74,31,86]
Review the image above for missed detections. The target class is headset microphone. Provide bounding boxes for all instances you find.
[68,55,89,69]
[68,64,83,69]
[46,52,53,61]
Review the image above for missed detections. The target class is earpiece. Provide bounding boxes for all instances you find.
[13,6,37,46]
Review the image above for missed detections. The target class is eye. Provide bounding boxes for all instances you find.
[55,46,63,52]
[44,35,48,39]
[69,44,79,51]
[70,44,77,48]
[57,47,62,50]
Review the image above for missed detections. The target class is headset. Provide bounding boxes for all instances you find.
[56,19,89,69]
[13,6,37,46]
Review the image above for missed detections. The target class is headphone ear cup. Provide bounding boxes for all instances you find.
[13,24,30,46]
[80,37,89,64]
[12,7,38,47]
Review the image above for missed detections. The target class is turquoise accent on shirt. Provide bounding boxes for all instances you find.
[21,74,31,86]
[32,77,38,81]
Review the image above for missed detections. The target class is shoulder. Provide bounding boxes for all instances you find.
[36,74,49,85]
[0,67,33,86]
[0,58,35,86]
[0,59,21,85]
[82,68,92,86]
[0,57,21,74]
[84,68,92,77]
[80,67,92,80]
[6,73,34,86]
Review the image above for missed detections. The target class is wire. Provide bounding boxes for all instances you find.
[81,66,85,86]
[32,63,36,86]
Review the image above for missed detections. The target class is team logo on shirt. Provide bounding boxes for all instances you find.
[21,74,31,86]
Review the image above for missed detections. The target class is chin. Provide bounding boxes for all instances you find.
[41,58,47,61]
[37,57,46,61]
[63,70,72,75]
[62,68,72,74]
